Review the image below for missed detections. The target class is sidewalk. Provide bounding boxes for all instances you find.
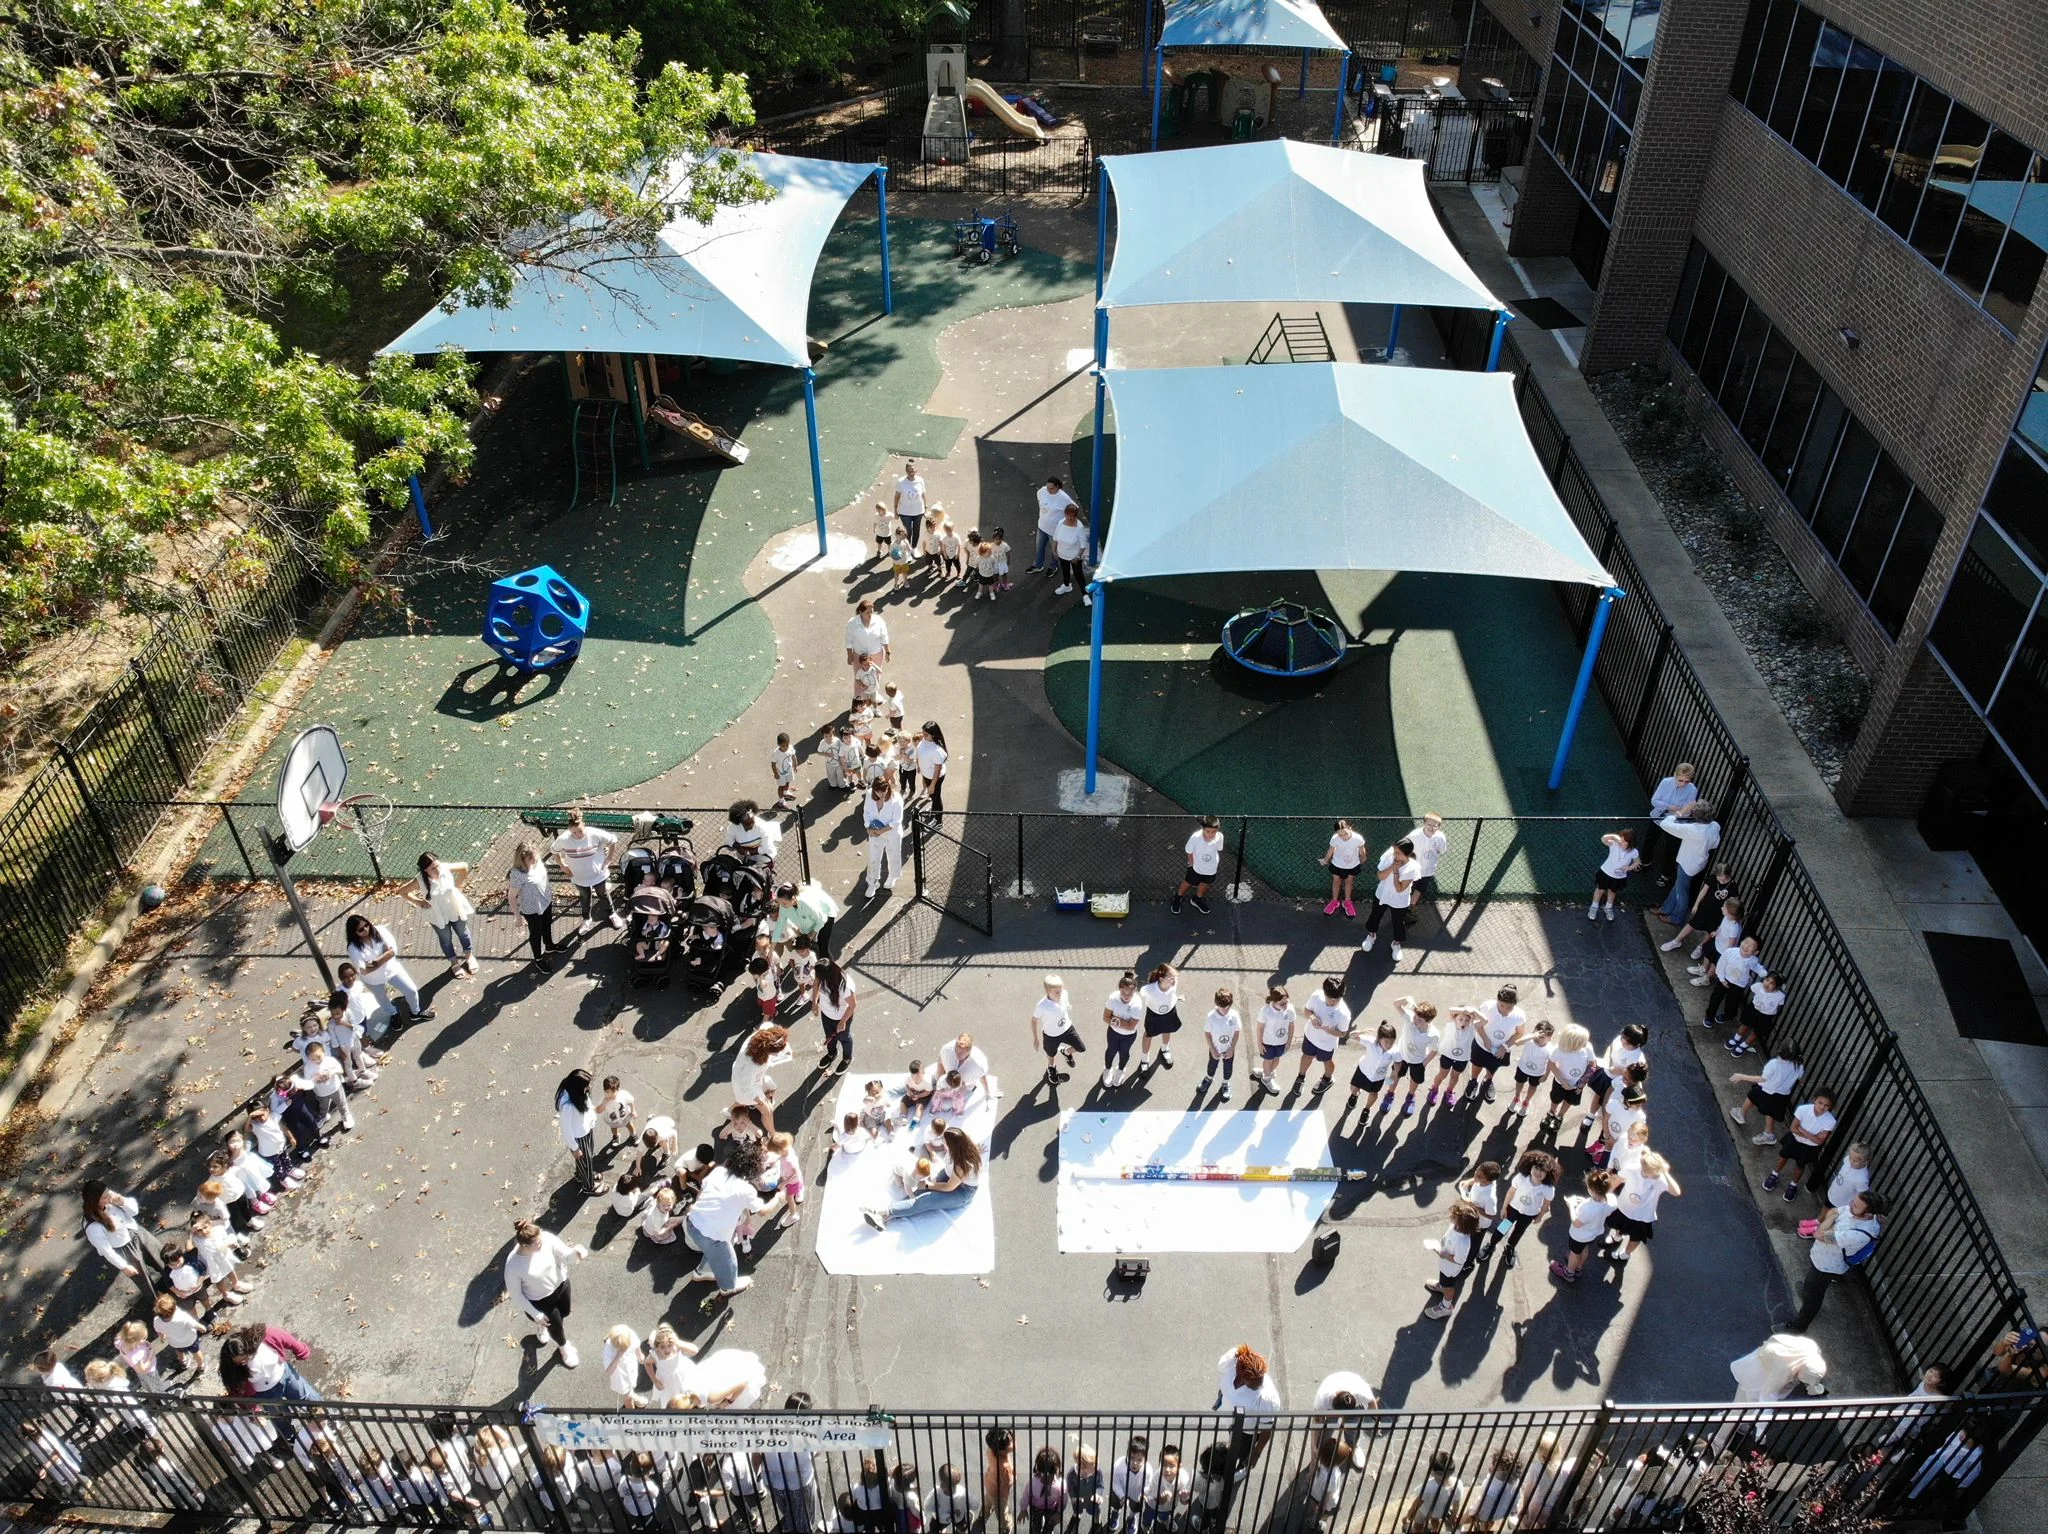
[1431,184,2048,1526]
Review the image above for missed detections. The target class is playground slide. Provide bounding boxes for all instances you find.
[963,78,1047,142]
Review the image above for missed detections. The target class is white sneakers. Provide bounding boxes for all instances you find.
[1054,585,1073,595]
[1659,937,1683,951]
[1390,943,1404,960]
[1360,934,1375,952]
[559,1342,580,1368]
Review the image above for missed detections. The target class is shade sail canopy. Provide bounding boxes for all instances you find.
[381,152,880,371]
[1100,141,1501,312]
[1159,0,1347,51]
[1093,363,1613,588]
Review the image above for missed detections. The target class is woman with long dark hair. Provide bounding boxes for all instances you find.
[915,723,949,815]
[862,1128,983,1230]
[814,961,857,1076]
[81,1180,168,1300]
[401,852,477,978]
[555,1069,605,1197]
[343,913,431,1027]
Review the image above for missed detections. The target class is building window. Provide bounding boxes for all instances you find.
[1536,0,1646,224]
[1666,240,1941,639]
[1728,0,2048,336]
[1464,6,1544,100]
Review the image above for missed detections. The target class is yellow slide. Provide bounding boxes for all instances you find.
[963,78,1047,142]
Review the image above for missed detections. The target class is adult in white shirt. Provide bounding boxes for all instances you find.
[1214,1346,1283,1468]
[1647,762,1698,883]
[1657,799,1721,925]
[1792,1192,1884,1331]
[81,1181,169,1300]
[866,1126,983,1228]
[1408,813,1448,903]
[844,598,892,670]
[342,914,432,1025]
[502,1220,589,1367]
[685,1142,769,1299]
[1719,1333,1827,1451]
[1030,975,1085,1084]
[725,801,784,864]
[555,1069,605,1196]
[1173,815,1226,915]
[915,723,950,814]
[1050,505,1092,599]
[550,807,624,934]
[1360,839,1420,959]
[1032,476,1079,571]
[402,852,478,977]
[1319,817,1368,917]
[506,842,557,974]
[892,460,928,548]
[731,1025,793,1131]
[861,777,904,898]
[939,1033,995,1104]
[1467,984,1526,1105]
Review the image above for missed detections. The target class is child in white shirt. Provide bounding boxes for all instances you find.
[833,1114,872,1157]
[599,1076,638,1147]
[770,733,798,811]
[872,502,895,561]
[1344,1021,1399,1118]
[991,528,1014,591]
[1201,988,1242,1102]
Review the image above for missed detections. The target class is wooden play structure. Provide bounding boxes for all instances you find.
[562,350,750,511]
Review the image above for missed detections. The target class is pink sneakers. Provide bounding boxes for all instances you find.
[1324,899,1341,914]
[1341,899,1357,917]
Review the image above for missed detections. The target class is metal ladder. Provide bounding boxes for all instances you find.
[568,399,622,512]
[1247,312,1337,364]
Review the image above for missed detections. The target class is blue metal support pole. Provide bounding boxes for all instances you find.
[1150,46,1165,147]
[876,167,893,316]
[1332,52,1350,143]
[803,368,828,558]
[1299,49,1310,99]
[407,473,435,540]
[1386,304,1403,359]
[1486,309,1511,371]
[1096,159,1109,301]
[1548,587,1624,789]
[1089,306,1109,564]
[1085,581,1107,793]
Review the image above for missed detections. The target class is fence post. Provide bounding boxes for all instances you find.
[58,744,125,870]
[1457,816,1484,902]
[1549,1402,1613,1527]
[1747,832,1797,930]
[1232,817,1250,900]
[1553,430,1572,482]
[1016,813,1026,898]
[219,804,262,880]
[1723,753,1752,815]
[909,812,926,901]
[1624,621,1675,762]
[1952,1385,2048,1529]
[796,802,813,883]
[131,659,190,783]
[517,1411,578,1534]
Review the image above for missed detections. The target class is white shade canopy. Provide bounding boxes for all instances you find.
[1159,0,1348,51]
[1093,363,1613,588]
[1100,141,1502,312]
[381,152,881,372]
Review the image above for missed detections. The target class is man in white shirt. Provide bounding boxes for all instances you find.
[940,1033,998,1103]
[892,459,927,548]
[1033,476,1079,572]
[551,808,623,935]
[843,599,892,671]
[1172,815,1226,915]
[503,1220,588,1367]
[1361,839,1420,960]
[1792,1192,1884,1331]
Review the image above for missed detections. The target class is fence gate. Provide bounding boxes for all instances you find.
[909,810,995,936]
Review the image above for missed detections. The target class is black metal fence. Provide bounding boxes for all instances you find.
[1358,96,1532,183]
[951,0,1474,64]
[1,1391,2040,1530]
[0,544,318,1028]
[1476,319,2037,1388]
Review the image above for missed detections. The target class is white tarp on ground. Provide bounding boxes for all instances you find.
[1092,363,1614,588]
[1057,1109,1335,1253]
[815,1074,996,1276]
[1100,141,1500,312]
[1158,0,1348,52]
[381,152,880,372]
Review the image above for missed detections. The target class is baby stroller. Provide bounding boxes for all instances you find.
[699,848,774,922]
[679,894,745,998]
[626,878,681,989]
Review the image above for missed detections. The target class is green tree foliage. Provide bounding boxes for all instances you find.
[551,0,920,85]
[0,0,757,661]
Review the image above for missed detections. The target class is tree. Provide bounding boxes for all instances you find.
[550,0,921,87]
[0,0,759,662]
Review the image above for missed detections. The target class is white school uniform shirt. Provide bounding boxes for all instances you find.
[1567,1194,1616,1243]
[1105,990,1143,1033]
[1710,913,1743,953]
[250,1116,289,1159]
[84,1192,144,1269]
[1139,979,1179,1018]
[1550,1046,1595,1088]
[1259,1003,1296,1048]
[1185,830,1224,877]
[1514,1035,1554,1075]
[1518,1457,1576,1522]
[1599,840,1641,878]
[1409,825,1448,877]
[550,827,618,888]
[1434,1014,1475,1063]
[1827,1160,1871,1211]
[1790,1102,1837,1144]
[155,1304,204,1350]
[1033,994,1075,1039]
[1303,994,1352,1051]
[1602,1035,1646,1073]
[1111,1459,1156,1505]
[1432,1227,1471,1278]
[1617,1170,1670,1223]
[1327,830,1366,870]
[1205,1008,1242,1051]
[1506,1172,1556,1218]
[1354,1038,1396,1083]
[1374,851,1419,907]
[916,738,948,780]
[611,1182,648,1218]
[1714,946,1766,987]
[1393,1009,1434,1065]
[1757,1055,1806,1096]
[1461,1177,1500,1219]
[600,1088,637,1130]
[1603,1091,1646,1144]
[1476,1003,1525,1056]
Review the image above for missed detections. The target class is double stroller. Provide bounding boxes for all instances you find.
[619,835,699,990]
[681,847,777,1000]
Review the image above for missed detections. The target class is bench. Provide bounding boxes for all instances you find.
[517,809,696,840]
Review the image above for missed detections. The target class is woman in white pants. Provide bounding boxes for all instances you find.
[862,777,904,899]
[343,915,432,1026]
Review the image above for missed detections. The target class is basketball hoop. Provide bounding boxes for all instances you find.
[327,792,396,879]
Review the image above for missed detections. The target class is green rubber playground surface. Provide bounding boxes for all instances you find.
[234,219,1088,841]
[1045,428,1645,896]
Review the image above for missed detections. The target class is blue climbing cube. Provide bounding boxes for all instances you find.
[483,565,589,671]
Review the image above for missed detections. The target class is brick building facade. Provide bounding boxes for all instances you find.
[1494,0,2048,873]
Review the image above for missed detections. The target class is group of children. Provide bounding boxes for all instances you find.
[875,503,1014,602]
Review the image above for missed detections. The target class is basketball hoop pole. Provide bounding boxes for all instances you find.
[264,826,337,993]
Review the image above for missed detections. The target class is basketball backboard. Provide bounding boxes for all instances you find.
[276,725,349,853]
